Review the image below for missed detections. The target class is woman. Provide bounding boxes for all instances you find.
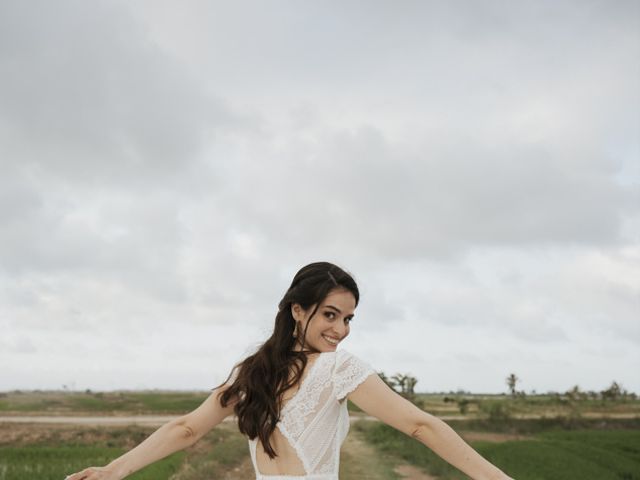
[66,261,514,480]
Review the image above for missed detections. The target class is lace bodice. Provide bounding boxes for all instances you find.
[238,349,376,480]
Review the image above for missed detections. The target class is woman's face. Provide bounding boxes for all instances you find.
[291,288,356,353]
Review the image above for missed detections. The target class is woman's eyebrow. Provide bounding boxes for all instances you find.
[325,305,354,316]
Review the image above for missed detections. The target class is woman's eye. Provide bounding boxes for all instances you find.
[325,311,353,324]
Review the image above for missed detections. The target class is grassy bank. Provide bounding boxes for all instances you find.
[0,391,206,415]
[0,446,185,480]
[2,390,638,419]
[0,422,249,480]
[355,418,640,480]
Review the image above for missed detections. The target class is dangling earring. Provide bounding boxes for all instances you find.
[293,322,299,338]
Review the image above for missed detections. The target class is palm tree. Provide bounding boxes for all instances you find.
[392,374,408,394]
[566,385,582,401]
[378,371,396,389]
[506,373,519,397]
[406,375,418,395]
[601,381,623,400]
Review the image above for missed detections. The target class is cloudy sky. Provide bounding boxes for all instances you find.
[1,0,638,395]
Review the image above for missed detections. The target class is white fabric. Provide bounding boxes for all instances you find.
[245,349,376,480]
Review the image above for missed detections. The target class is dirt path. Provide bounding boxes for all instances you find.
[4,411,635,427]
[0,415,181,426]
[217,456,256,480]
[339,421,439,480]
[459,431,535,442]
[0,414,378,426]
[394,464,438,480]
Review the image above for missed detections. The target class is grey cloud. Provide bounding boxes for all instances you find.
[0,190,184,277]
[140,1,638,83]
[0,0,638,392]
[0,335,37,354]
[0,0,234,189]
[210,123,636,263]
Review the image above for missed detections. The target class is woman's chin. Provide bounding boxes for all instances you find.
[320,340,339,350]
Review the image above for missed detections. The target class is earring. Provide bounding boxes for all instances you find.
[293,322,299,338]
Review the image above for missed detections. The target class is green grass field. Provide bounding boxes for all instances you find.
[1,390,639,479]
[0,446,185,480]
[0,423,249,480]
[476,430,640,480]
[356,420,640,480]
[0,391,207,414]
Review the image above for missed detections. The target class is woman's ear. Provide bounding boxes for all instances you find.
[291,303,302,322]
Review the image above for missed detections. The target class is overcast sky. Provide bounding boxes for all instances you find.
[1,0,638,395]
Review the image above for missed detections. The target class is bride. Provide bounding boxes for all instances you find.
[66,261,514,480]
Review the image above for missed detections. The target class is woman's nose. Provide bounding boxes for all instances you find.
[333,324,348,338]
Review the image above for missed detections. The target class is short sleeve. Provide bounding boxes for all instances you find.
[333,350,377,401]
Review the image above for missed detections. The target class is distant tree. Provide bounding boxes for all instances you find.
[601,381,623,400]
[457,398,471,414]
[378,371,397,390]
[378,372,420,403]
[392,374,408,394]
[565,385,583,401]
[377,371,391,386]
[506,373,519,397]
[405,375,418,395]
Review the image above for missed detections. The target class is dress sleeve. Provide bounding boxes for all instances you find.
[333,350,377,401]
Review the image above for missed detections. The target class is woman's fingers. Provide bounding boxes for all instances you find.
[65,467,94,479]
[65,469,82,479]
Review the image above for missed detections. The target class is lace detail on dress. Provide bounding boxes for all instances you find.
[280,354,333,438]
[333,350,376,401]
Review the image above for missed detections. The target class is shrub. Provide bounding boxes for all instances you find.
[480,401,513,423]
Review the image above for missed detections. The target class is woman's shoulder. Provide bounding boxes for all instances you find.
[332,349,374,369]
[307,349,373,371]
[334,348,365,360]
[314,349,354,361]
[331,349,377,400]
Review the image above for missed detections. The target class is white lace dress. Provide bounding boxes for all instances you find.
[243,349,376,480]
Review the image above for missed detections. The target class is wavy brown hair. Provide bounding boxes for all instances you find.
[212,261,359,459]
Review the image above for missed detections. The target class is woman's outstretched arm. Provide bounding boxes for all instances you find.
[348,374,515,480]
[66,385,237,480]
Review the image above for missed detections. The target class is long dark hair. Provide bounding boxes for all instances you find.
[213,261,359,458]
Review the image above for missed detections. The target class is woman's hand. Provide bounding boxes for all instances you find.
[65,465,120,480]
